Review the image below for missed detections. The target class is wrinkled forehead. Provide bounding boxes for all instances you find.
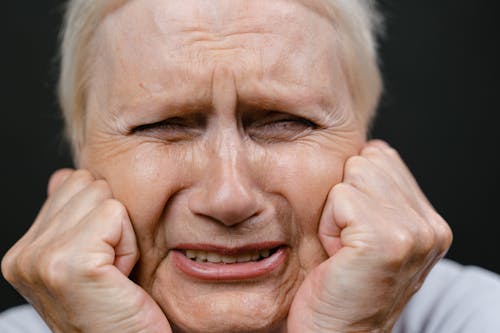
[90,0,347,114]
[94,0,339,66]
[98,0,336,33]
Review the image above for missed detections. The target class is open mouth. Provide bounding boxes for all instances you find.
[182,247,281,264]
[171,244,287,281]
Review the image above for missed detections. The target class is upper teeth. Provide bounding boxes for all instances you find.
[185,249,272,263]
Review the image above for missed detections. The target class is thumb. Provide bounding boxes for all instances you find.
[318,187,343,257]
[47,168,75,196]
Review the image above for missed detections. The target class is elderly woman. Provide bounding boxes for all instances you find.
[1,0,500,332]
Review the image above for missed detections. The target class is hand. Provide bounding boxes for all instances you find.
[287,140,453,333]
[1,169,171,333]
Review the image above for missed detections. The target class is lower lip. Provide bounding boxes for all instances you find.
[171,247,287,281]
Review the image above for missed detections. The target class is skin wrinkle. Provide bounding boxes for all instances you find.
[93,16,344,135]
[61,0,381,158]
[94,0,340,120]
[79,0,366,332]
[184,29,277,48]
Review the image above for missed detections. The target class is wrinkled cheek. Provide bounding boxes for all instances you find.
[83,143,205,283]
[98,145,197,217]
[257,144,353,273]
[262,148,346,230]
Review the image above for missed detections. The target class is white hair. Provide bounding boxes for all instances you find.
[58,0,383,158]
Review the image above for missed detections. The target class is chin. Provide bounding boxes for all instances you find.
[165,288,290,333]
[150,260,301,333]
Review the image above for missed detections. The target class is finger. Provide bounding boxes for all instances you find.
[429,213,453,256]
[6,169,82,250]
[363,140,430,206]
[343,155,409,208]
[365,141,453,253]
[319,182,438,262]
[43,169,96,221]
[43,180,113,234]
[113,213,140,276]
[361,141,433,219]
[47,169,75,196]
[317,186,342,257]
[24,170,98,243]
[319,183,373,256]
[77,199,139,277]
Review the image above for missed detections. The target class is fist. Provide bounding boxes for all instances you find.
[288,140,453,333]
[1,169,171,333]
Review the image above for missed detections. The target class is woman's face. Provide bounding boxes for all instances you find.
[81,0,365,332]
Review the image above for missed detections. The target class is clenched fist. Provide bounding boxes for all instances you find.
[288,140,453,332]
[1,169,171,333]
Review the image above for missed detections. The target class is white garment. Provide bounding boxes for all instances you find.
[0,304,50,333]
[1,259,499,332]
[393,259,500,333]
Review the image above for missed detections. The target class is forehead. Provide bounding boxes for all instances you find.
[90,0,347,114]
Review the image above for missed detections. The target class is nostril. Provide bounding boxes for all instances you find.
[188,185,260,226]
[189,145,260,226]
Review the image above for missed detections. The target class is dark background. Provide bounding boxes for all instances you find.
[1,0,498,311]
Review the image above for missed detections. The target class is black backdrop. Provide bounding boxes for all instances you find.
[1,1,498,311]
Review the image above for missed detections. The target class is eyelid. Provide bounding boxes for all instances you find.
[243,110,318,126]
[130,113,207,133]
[131,118,185,133]
[253,113,318,129]
[278,116,317,128]
[244,111,320,144]
[128,111,320,140]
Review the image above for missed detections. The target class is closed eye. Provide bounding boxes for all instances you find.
[246,112,318,143]
[133,119,186,132]
[131,115,205,142]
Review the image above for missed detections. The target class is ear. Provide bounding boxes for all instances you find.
[47,168,75,196]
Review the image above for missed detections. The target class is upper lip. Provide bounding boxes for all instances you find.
[172,241,285,255]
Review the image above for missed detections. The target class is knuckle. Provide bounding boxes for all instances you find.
[367,139,390,148]
[360,145,382,158]
[89,179,113,198]
[1,250,18,283]
[344,156,371,187]
[428,212,453,250]
[385,229,415,263]
[418,223,437,253]
[2,243,38,286]
[14,247,31,270]
[330,182,355,200]
[443,225,453,248]
[99,198,128,220]
[3,240,71,291]
[345,156,369,174]
[385,146,400,157]
[329,183,358,223]
[38,251,70,290]
[435,218,453,253]
[70,169,95,188]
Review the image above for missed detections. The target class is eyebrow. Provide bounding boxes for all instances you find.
[236,82,338,120]
[113,93,213,119]
[113,89,338,132]
[111,65,339,124]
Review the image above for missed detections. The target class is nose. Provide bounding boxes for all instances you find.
[188,138,260,227]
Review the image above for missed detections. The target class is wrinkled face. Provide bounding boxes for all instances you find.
[81,0,365,332]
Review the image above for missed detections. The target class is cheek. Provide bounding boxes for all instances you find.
[82,142,203,256]
[260,145,350,231]
[98,147,176,221]
[258,136,363,270]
